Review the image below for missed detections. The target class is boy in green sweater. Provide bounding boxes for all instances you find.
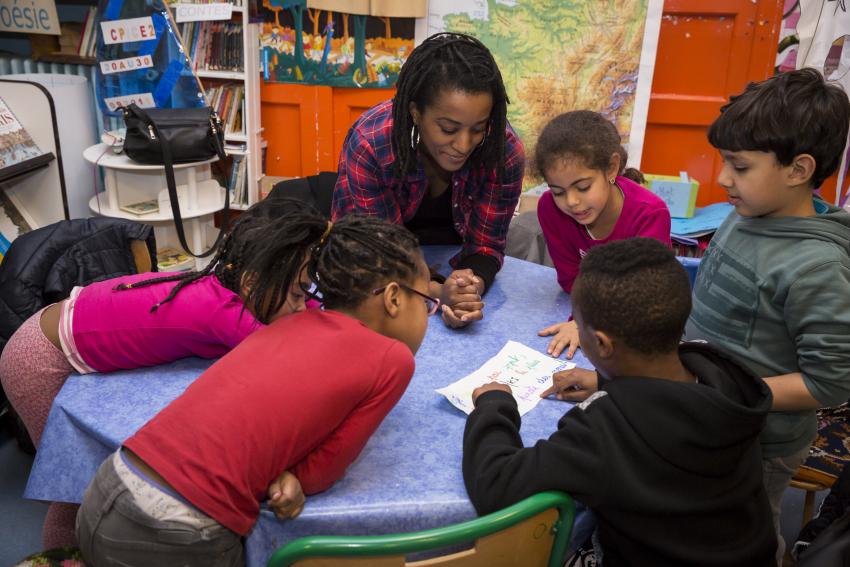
[684,68,850,563]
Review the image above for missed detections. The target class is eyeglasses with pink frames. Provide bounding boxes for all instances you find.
[372,284,441,316]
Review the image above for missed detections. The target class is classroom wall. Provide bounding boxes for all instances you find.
[262,0,845,207]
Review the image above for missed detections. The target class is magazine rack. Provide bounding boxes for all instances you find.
[0,79,67,229]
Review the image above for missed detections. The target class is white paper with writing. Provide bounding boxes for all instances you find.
[436,341,574,416]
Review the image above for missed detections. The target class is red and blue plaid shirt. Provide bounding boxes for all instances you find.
[332,100,525,272]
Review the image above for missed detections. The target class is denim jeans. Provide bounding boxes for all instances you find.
[763,445,811,566]
[76,453,244,567]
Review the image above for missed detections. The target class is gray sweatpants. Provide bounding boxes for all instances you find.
[76,452,244,567]
[763,445,811,566]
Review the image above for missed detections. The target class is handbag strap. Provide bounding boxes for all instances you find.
[140,107,230,258]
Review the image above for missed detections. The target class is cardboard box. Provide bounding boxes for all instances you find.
[642,172,699,218]
[259,176,295,200]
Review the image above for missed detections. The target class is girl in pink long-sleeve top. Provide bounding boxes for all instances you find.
[535,111,671,365]
[0,198,319,549]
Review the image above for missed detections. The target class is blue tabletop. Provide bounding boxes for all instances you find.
[26,246,595,565]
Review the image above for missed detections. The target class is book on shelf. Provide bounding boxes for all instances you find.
[206,84,244,136]
[227,154,247,206]
[0,96,55,184]
[180,21,244,73]
[157,247,194,272]
[119,199,160,216]
[78,6,98,59]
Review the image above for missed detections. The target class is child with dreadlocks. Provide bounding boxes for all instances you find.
[76,215,436,567]
[332,32,524,329]
[0,197,320,548]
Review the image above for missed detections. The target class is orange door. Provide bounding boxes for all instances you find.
[261,83,335,177]
[643,0,785,206]
[332,88,395,167]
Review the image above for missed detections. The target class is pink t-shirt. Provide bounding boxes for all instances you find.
[71,273,261,372]
[538,175,672,294]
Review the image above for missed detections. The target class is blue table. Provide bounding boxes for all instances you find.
[25,247,595,565]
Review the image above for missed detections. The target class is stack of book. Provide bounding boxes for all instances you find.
[180,21,244,73]
[206,84,244,136]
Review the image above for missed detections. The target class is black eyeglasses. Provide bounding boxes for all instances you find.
[372,284,441,316]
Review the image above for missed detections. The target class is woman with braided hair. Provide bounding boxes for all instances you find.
[0,197,321,548]
[77,215,437,567]
[333,32,525,329]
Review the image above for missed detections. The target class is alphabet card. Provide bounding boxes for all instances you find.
[437,341,574,416]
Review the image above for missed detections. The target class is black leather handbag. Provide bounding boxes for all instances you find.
[122,103,229,258]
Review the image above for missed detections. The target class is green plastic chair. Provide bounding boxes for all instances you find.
[267,491,576,567]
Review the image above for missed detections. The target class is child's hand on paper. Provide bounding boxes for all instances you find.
[538,320,580,358]
[441,269,484,328]
[472,382,512,403]
[540,368,598,402]
[267,470,305,520]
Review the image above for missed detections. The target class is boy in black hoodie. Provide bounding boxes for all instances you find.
[463,238,775,566]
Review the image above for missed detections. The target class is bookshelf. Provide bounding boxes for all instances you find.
[176,1,263,211]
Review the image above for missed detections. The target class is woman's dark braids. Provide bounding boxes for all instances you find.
[114,198,327,322]
[391,32,509,182]
[307,215,421,312]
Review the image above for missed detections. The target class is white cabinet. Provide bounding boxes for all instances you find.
[84,143,224,271]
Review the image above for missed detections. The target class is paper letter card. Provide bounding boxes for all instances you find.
[103,93,155,112]
[100,55,154,75]
[175,3,233,22]
[101,16,156,45]
[436,341,574,416]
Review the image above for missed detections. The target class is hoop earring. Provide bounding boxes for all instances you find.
[410,125,420,150]
[478,124,490,148]
[609,178,616,184]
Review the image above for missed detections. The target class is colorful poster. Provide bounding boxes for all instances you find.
[415,0,663,173]
[260,1,415,87]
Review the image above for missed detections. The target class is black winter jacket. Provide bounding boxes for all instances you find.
[463,342,775,567]
[0,218,155,355]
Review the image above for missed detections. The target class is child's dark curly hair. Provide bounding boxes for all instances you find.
[533,110,644,184]
[573,238,690,355]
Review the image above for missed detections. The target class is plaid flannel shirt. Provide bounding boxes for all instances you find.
[332,100,525,271]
